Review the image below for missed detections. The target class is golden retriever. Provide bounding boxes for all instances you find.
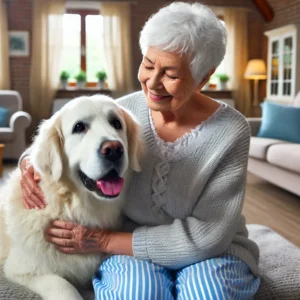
[0,95,142,300]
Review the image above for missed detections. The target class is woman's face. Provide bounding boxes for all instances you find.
[138,47,201,113]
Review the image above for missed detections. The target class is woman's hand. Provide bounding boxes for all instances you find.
[20,157,46,209]
[45,220,111,254]
[46,220,134,256]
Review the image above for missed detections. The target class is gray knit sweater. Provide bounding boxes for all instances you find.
[118,91,260,275]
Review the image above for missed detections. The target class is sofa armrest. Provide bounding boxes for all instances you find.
[247,118,262,137]
[9,111,32,131]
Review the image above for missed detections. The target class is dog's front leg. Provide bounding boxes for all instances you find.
[27,274,84,300]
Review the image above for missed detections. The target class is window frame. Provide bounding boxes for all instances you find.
[65,8,100,88]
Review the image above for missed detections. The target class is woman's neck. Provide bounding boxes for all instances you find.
[151,92,219,127]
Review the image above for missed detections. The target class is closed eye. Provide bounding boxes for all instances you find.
[166,74,178,79]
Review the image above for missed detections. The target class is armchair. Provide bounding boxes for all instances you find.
[0,90,31,160]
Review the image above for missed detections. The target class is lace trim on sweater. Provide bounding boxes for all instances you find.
[149,103,226,161]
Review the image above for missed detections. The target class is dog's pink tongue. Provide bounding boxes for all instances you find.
[96,178,124,196]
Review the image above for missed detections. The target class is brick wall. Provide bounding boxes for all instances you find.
[265,0,300,31]
[6,0,33,113]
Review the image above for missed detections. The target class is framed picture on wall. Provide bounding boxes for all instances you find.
[9,31,30,57]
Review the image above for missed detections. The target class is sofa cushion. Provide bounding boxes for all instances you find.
[0,106,9,127]
[258,101,300,143]
[249,137,286,160]
[267,143,300,174]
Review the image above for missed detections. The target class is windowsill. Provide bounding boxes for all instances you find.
[57,87,111,92]
[202,88,233,92]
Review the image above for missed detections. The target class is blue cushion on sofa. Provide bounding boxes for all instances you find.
[258,101,300,143]
[0,106,9,127]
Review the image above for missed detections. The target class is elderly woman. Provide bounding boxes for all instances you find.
[19,2,260,299]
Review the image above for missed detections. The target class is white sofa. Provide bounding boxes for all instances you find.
[247,95,300,197]
[0,90,31,160]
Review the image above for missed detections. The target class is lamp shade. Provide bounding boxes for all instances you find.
[244,59,267,80]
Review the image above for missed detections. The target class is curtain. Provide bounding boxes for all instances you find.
[212,7,251,116]
[101,2,133,94]
[30,0,65,129]
[222,8,251,116]
[0,0,10,89]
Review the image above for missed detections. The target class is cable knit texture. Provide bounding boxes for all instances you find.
[117,91,260,274]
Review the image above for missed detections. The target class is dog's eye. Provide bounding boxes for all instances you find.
[111,118,122,130]
[73,122,87,134]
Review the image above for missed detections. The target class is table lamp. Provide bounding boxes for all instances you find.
[244,59,267,106]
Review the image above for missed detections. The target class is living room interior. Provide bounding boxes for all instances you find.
[0,0,300,298]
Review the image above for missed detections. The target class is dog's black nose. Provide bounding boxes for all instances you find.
[100,141,124,162]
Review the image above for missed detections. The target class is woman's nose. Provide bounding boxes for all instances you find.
[147,72,163,90]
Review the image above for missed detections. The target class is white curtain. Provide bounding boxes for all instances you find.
[212,7,251,116]
[30,0,65,129]
[101,2,133,93]
[0,0,10,89]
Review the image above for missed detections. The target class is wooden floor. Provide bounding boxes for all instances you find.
[1,164,300,247]
[244,173,300,247]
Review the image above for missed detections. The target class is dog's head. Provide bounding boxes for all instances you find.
[30,95,143,201]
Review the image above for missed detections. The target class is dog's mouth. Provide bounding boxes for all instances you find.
[78,169,124,198]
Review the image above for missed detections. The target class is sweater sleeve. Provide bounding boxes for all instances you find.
[132,121,251,269]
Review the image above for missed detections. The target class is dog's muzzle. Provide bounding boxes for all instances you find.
[78,169,124,198]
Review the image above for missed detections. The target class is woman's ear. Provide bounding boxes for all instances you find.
[120,107,143,172]
[30,114,64,181]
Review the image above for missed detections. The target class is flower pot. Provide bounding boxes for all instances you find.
[60,80,68,89]
[77,81,86,89]
[99,80,105,89]
[219,81,228,90]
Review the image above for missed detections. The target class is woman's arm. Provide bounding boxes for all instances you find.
[45,220,133,256]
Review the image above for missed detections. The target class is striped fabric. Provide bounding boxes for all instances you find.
[93,254,260,299]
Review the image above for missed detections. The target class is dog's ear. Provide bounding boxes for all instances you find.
[31,113,64,181]
[120,108,143,172]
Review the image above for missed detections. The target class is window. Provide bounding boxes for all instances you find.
[265,24,298,103]
[60,9,105,87]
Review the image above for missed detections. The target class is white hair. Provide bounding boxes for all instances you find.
[139,2,227,84]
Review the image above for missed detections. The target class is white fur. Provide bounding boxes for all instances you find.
[0,95,142,300]
[139,2,227,84]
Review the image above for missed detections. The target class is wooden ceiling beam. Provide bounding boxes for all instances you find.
[252,0,274,23]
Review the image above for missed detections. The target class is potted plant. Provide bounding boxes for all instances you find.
[96,70,107,89]
[217,73,230,90]
[74,70,87,89]
[60,71,70,89]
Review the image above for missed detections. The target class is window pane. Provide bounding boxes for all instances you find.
[284,37,292,53]
[272,41,279,55]
[60,14,81,81]
[86,15,105,82]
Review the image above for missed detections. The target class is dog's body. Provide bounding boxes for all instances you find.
[0,95,142,300]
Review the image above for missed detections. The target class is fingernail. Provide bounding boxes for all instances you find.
[35,207,39,210]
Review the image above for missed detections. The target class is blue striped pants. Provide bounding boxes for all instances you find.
[93,254,260,299]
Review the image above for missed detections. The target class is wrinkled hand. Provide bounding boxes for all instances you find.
[20,157,45,209]
[45,220,111,254]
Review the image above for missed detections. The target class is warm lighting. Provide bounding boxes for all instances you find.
[244,59,267,106]
[244,59,267,80]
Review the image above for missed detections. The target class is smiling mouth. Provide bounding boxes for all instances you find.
[149,92,171,101]
[78,169,124,198]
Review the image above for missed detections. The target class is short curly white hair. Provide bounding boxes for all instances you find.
[139,2,227,84]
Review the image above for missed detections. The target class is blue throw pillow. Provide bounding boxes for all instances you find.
[0,106,9,127]
[258,101,300,143]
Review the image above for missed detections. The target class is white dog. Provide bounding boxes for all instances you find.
[0,95,142,300]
